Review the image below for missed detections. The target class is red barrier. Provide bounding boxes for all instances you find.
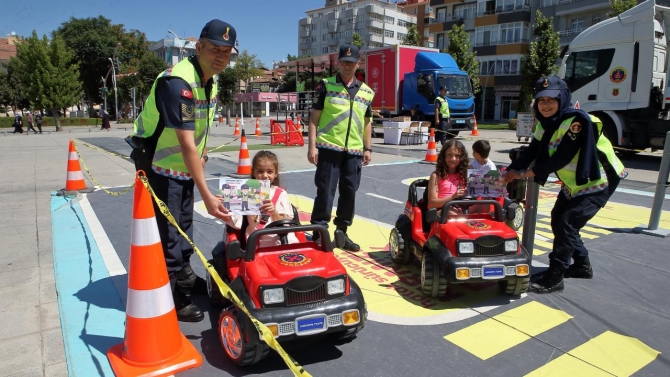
[285,119,305,147]
[270,120,286,145]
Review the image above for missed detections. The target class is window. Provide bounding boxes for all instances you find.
[398,33,406,40]
[417,73,436,102]
[563,49,616,92]
[454,3,477,19]
[437,34,445,50]
[571,18,585,33]
[322,47,329,54]
[592,14,601,24]
[398,19,409,27]
[437,8,446,22]
[323,34,328,41]
[478,0,496,15]
[541,0,553,6]
[384,30,394,38]
[385,16,395,24]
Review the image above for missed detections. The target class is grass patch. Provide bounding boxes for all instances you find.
[208,143,295,153]
[476,123,509,130]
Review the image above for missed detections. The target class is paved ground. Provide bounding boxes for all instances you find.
[1,117,669,376]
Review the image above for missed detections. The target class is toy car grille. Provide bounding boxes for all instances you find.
[278,322,294,336]
[474,242,505,257]
[328,314,343,327]
[286,284,327,306]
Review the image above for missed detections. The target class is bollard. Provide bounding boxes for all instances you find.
[522,179,540,260]
[646,131,670,235]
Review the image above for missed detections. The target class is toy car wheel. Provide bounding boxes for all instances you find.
[218,309,269,366]
[505,202,524,231]
[498,277,530,295]
[206,266,228,308]
[389,228,411,265]
[420,252,447,298]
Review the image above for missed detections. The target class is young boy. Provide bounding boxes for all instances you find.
[470,140,497,173]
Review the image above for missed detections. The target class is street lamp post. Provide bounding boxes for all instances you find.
[167,30,184,64]
[108,57,119,122]
[481,60,498,121]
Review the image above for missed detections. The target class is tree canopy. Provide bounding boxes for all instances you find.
[446,24,480,94]
[401,24,421,46]
[607,0,637,17]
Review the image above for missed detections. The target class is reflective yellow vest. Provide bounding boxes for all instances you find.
[316,77,375,155]
[534,115,627,198]
[132,58,216,179]
[436,96,450,118]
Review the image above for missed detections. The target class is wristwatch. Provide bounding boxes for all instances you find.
[202,155,209,162]
[364,147,372,152]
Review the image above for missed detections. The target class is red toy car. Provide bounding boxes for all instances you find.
[389,179,530,297]
[206,220,367,366]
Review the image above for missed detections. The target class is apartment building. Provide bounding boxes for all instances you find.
[397,0,435,48]
[538,0,610,49]
[298,0,418,56]
[150,37,198,67]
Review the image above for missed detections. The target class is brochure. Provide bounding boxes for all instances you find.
[218,178,271,215]
[466,169,507,198]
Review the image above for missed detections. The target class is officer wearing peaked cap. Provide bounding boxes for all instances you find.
[308,44,375,252]
[129,19,237,322]
[504,76,627,294]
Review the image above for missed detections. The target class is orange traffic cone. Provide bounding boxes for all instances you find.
[236,130,252,176]
[471,116,480,136]
[107,172,202,377]
[255,117,262,137]
[425,129,438,163]
[233,117,240,136]
[65,140,87,191]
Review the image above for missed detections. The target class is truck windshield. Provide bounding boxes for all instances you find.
[437,75,472,99]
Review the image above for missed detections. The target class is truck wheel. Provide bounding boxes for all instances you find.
[219,309,269,366]
[206,265,229,308]
[389,228,411,265]
[505,202,524,231]
[498,277,530,296]
[420,252,447,297]
[597,113,619,148]
[331,326,362,342]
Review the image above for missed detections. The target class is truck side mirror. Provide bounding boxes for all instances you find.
[226,241,244,260]
[426,208,440,224]
[334,229,346,249]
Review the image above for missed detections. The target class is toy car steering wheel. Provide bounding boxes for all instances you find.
[264,219,298,244]
[458,195,477,201]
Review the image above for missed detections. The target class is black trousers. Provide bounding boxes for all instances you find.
[549,176,619,269]
[148,173,194,274]
[311,148,362,229]
[437,119,449,145]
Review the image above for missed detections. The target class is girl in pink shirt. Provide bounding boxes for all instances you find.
[428,140,468,216]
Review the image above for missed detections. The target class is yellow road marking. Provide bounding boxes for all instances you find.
[444,301,573,360]
[525,331,660,377]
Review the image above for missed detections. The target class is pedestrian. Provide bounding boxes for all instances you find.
[307,44,375,251]
[409,104,425,121]
[504,76,627,294]
[101,110,111,131]
[434,85,450,146]
[35,111,43,134]
[13,111,23,134]
[128,19,236,322]
[26,111,38,134]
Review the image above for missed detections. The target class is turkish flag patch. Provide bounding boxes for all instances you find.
[181,89,193,99]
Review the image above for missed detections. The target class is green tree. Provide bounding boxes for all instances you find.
[401,24,421,46]
[519,10,561,111]
[217,67,237,124]
[0,63,29,115]
[352,32,365,49]
[133,53,167,113]
[234,50,264,93]
[446,24,480,93]
[12,31,82,130]
[607,0,637,17]
[54,16,119,115]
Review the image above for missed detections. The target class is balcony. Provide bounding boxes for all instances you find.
[299,29,310,38]
[558,28,584,37]
[368,33,383,43]
[473,38,529,47]
[478,5,530,16]
[555,0,605,15]
[329,23,338,33]
[367,19,385,29]
[299,18,309,26]
[366,4,384,16]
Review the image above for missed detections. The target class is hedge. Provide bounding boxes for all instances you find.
[0,116,101,128]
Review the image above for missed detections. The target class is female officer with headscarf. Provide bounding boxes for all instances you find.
[504,76,627,294]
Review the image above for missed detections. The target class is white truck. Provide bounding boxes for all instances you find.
[559,0,670,151]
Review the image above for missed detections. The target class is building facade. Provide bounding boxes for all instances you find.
[150,37,198,67]
[299,0,418,56]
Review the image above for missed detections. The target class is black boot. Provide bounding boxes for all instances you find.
[566,256,593,279]
[529,263,564,294]
[170,275,204,322]
[176,264,207,295]
[338,227,360,252]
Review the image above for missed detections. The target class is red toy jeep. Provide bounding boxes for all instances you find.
[206,220,366,366]
[389,179,530,297]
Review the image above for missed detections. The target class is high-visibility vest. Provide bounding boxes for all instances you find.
[436,96,450,119]
[534,115,627,198]
[316,76,375,155]
[132,57,216,179]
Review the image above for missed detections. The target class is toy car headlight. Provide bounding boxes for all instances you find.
[505,240,518,252]
[263,288,284,305]
[459,242,474,254]
[327,279,345,295]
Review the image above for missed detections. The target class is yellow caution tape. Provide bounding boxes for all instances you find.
[72,140,135,197]
[138,174,311,377]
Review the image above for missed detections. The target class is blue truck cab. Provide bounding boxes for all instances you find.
[402,52,475,135]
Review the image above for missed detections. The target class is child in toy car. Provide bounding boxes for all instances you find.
[427,140,468,216]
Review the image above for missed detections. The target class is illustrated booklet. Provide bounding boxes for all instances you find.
[218,178,271,215]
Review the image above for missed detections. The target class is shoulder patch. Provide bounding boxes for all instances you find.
[181,103,194,122]
[181,89,193,99]
[569,122,582,134]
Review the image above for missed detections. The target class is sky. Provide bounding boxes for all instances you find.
[1,0,325,68]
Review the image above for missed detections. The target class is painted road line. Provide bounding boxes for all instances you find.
[282,159,423,175]
[536,217,612,236]
[525,331,660,377]
[288,194,528,326]
[51,192,123,377]
[444,301,573,360]
[365,193,405,204]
